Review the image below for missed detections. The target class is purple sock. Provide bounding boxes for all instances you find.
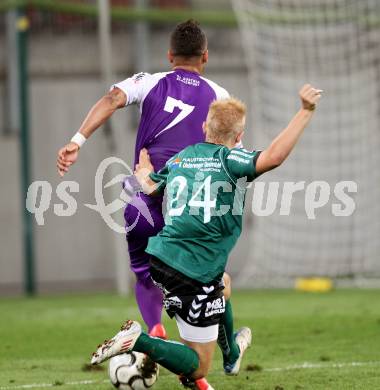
[135,276,163,332]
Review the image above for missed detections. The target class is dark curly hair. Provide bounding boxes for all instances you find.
[170,19,207,57]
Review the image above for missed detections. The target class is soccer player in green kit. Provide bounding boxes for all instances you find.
[91,84,322,388]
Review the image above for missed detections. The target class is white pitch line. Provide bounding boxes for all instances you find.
[263,360,380,372]
[1,361,380,389]
[0,379,109,390]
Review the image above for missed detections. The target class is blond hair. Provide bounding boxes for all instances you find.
[205,97,246,143]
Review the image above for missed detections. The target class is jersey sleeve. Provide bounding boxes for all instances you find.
[112,72,169,107]
[199,76,230,100]
[111,72,148,106]
[215,85,229,100]
[224,148,262,182]
[149,165,169,193]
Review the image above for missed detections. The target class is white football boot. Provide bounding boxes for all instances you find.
[223,327,252,376]
[91,320,142,365]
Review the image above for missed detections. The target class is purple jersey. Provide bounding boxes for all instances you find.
[113,69,229,172]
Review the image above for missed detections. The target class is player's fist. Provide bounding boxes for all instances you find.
[134,149,156,194]
[57,142,80,177]
[299,84,323,111]
[136,148,154,173]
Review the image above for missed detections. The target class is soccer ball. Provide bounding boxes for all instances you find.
[108,352,159,389]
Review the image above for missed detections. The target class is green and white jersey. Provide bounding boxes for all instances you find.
[146,142,261,283]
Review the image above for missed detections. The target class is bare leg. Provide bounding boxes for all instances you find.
[181,338,217,380]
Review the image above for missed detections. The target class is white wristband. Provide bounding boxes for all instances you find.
[71,132,87,148]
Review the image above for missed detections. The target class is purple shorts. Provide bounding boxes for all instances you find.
[124,193,165,281]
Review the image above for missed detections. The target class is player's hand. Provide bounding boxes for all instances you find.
[57,142,80,177]
[134,149,157,194]
[300,84,323,111]
[135,148,154,174]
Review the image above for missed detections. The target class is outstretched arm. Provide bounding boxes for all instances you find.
[255,84,322,175]
[56,87,127,177]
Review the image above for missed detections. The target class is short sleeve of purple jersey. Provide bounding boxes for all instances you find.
[112,72,168,106]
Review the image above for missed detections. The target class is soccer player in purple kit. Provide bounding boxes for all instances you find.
[57,20,237,389]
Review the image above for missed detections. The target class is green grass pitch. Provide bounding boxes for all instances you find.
[1,289,380,390]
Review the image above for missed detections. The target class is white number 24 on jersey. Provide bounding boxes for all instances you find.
[154,96,195,138]
[169,175,216,223]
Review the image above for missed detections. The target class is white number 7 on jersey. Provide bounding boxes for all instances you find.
[155,96,195,138]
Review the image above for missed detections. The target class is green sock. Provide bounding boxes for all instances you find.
[218,299,240,365]
[134,332,199,377]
